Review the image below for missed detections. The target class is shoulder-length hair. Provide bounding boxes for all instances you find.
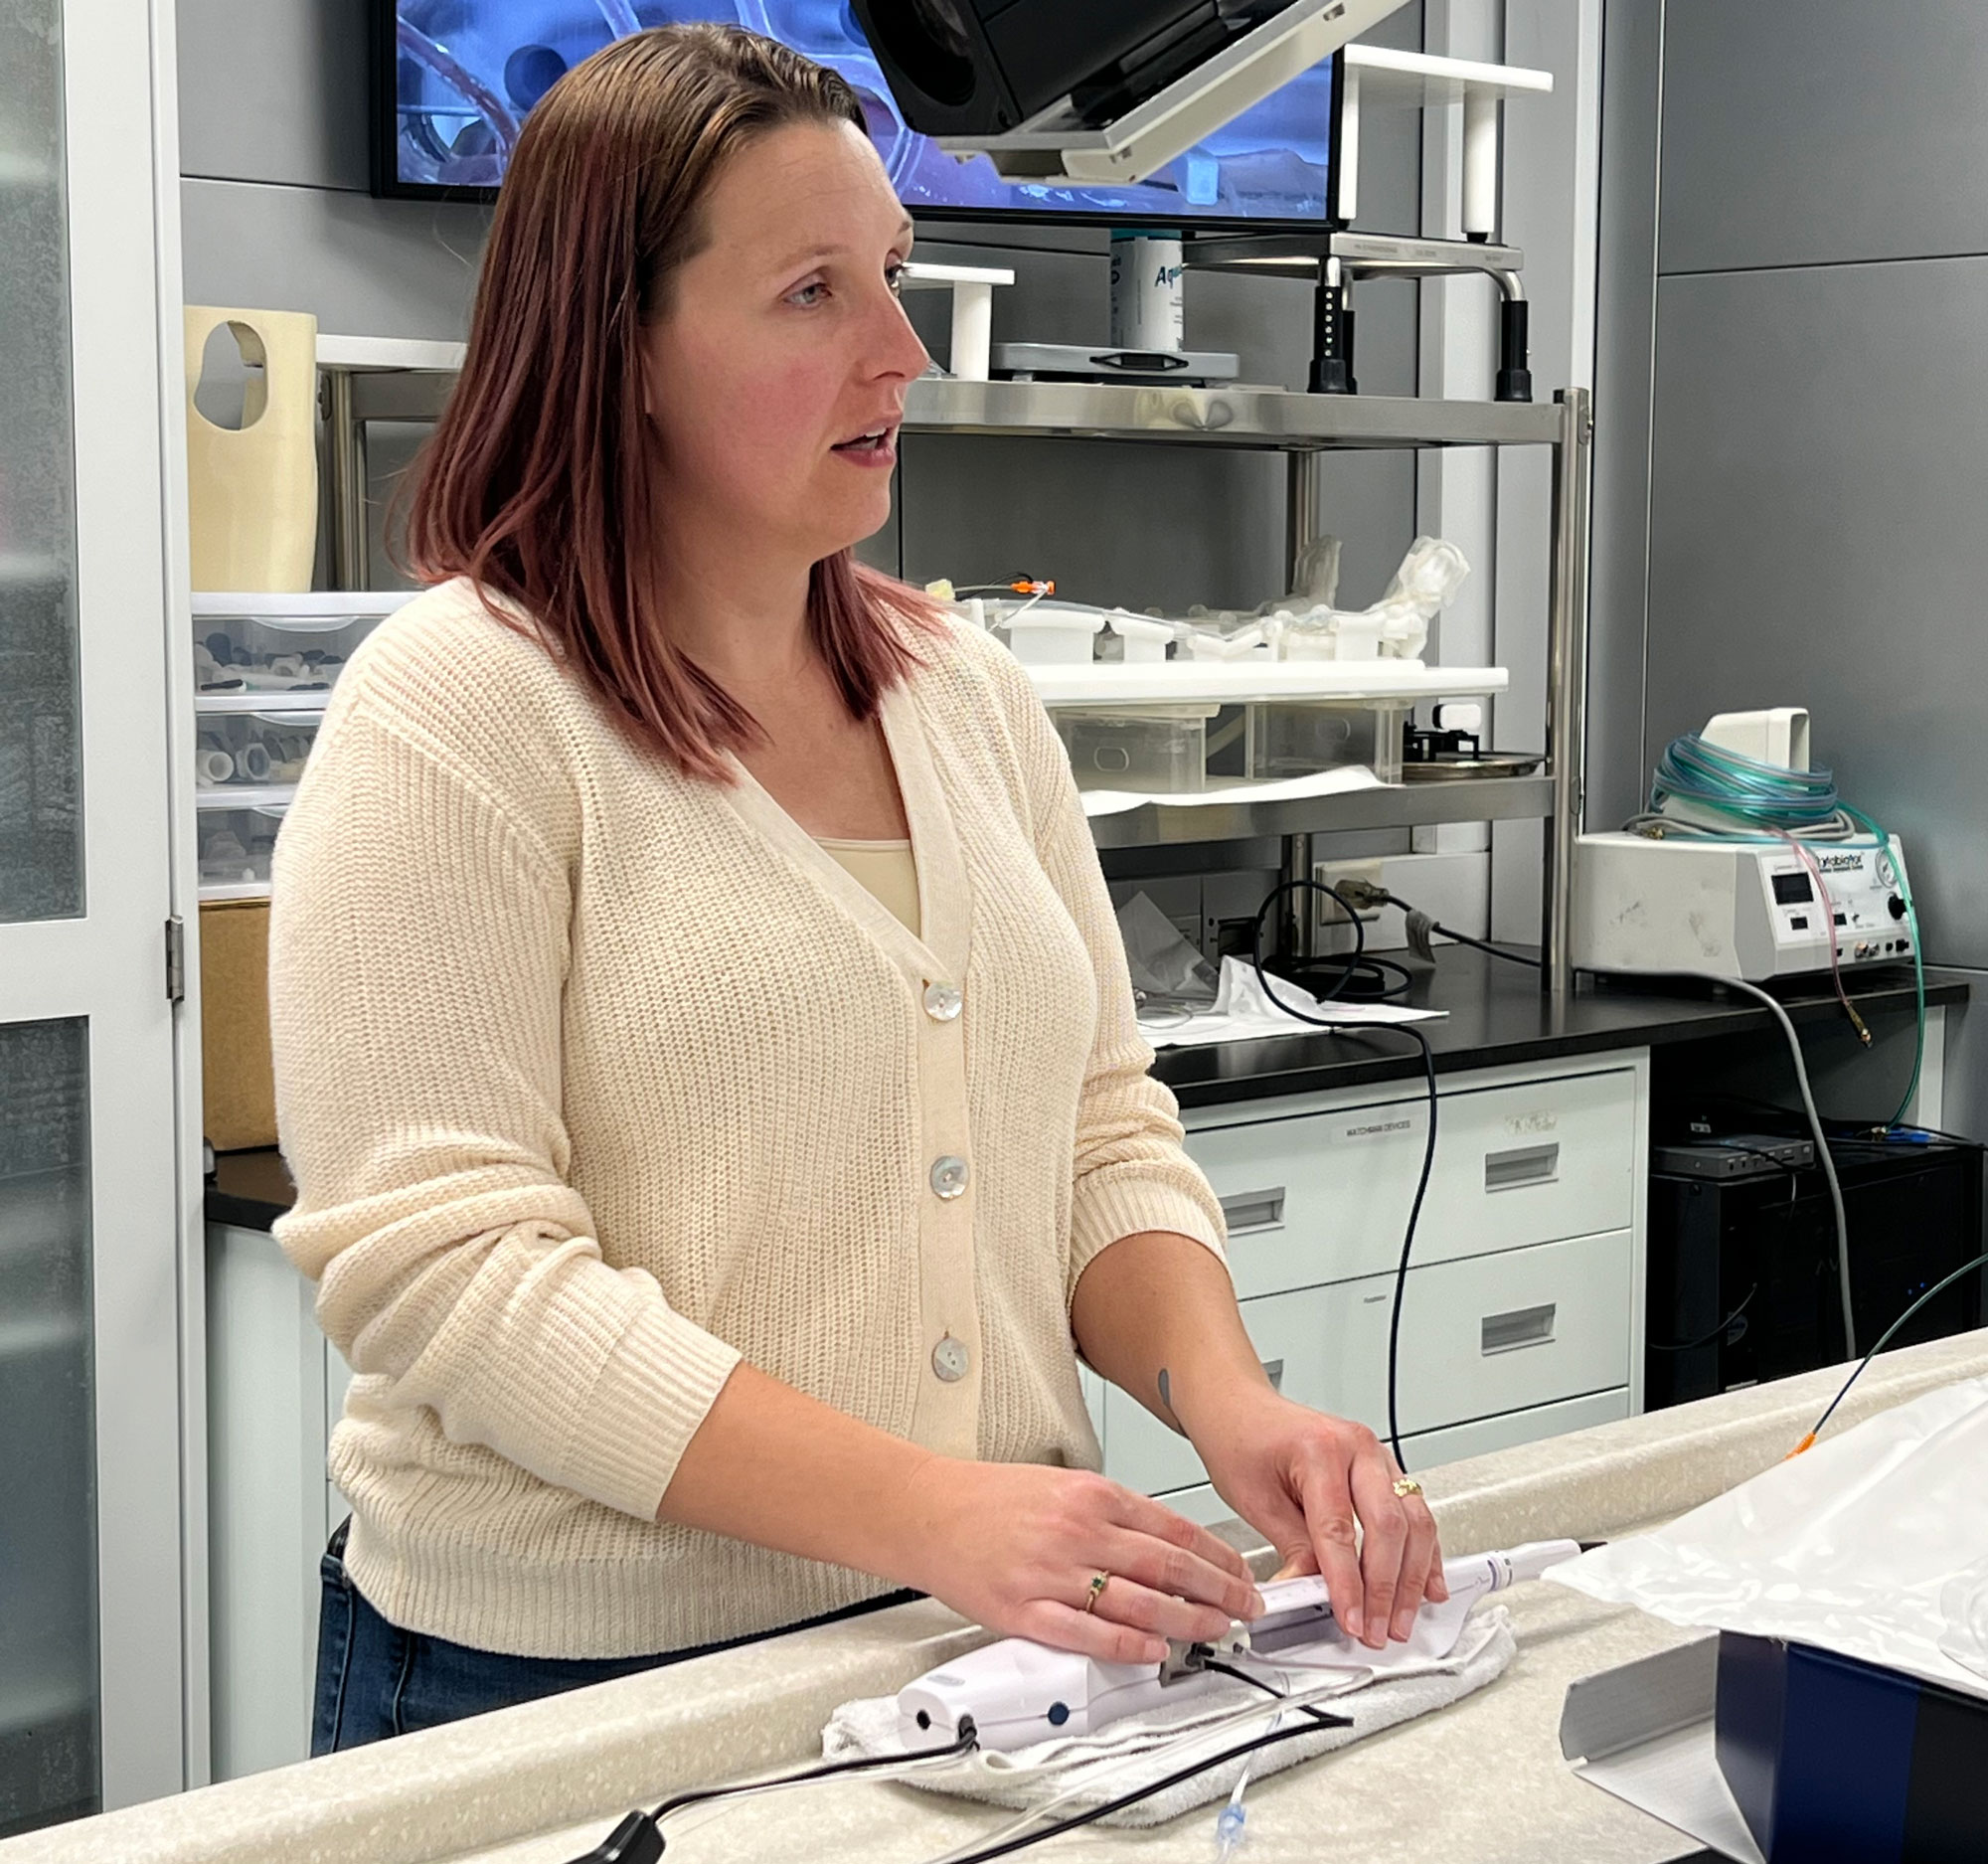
[403,25,938,780]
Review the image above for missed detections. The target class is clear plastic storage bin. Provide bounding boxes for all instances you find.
[192,592,412,699]
[1244,700,1409,783]
[196,804,288,895]
[194,711,323,793]
[1054,704,1217,793]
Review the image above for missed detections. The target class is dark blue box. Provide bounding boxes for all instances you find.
[1714,1631,1988,1863]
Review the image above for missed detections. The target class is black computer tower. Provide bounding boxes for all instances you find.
[1647,1137,1985,1409]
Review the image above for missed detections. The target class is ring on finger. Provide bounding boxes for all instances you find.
[1392,1475,1422,1498]
[1081,1571,1111,1614]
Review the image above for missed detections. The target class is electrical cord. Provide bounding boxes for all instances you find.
[938,1722,1328,1864]
[1200,1657,1357,1730]
[1330,877,1540,971]
[1790,1245,1988,1456]
[1248,880,1438,1470]
[1590,969,1858,1359]
[567,1729,980,1863]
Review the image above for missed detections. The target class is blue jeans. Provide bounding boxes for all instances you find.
[311,1520,911,1755]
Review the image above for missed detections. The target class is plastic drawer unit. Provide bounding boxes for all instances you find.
[1095,1056,1648,1502]
[195,710,323,794]
[1054,704,1218,793]
[192,591,412,700]
[196,803,290,897]
[191,592,411,902]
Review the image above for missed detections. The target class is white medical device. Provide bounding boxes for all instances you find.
[1572,832,1913,983]
[897,1541,1578,1754]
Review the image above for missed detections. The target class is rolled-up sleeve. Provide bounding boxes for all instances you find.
[269,705,741,1522]
[997,675,1229,1306]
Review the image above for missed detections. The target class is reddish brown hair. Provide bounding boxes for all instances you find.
[404,24,937,780]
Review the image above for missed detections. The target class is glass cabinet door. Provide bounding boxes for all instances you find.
[1,0,190,1832]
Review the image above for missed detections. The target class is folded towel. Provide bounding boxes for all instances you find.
[822,1606,1515,1829]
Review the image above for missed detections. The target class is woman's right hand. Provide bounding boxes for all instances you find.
[893,1456,1264,1665]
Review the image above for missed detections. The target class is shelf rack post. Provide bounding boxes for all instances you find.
[1543,386,1593,1001]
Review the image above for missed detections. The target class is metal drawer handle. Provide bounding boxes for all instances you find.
[1485,1142,1560,1192]
[1482,1303,1557,1355]
[1260,1358,1285,1393]
[1219,1187,1286,1233]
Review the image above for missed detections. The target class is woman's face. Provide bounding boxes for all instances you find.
[643,119,928,573]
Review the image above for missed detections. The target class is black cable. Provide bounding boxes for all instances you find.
[941,1721,1327,1864]
[1648,1284,1757,1355]
[652,1726,977,1822]
[1282,949,1417,1003]
[567,1730,982,1860]
[1798,1245,1988,1452]
[1424,923,1541,968]
[1248,880,1438,1471]
[1200,1657,1354,1730]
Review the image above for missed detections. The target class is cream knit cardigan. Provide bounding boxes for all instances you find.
[269,579,1227,1659]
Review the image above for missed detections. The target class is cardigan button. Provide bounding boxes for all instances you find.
[931,1335,971,1383]
[929,1155,970,1200]
[922,981,963,1023]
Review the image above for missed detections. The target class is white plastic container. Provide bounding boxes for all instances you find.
[1002,605,1105,666]
[1054,704,1218,793]
[1245,699,1409,783]
[1105,612,1174,664]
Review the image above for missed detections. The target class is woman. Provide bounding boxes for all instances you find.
[271,23,1443,1756]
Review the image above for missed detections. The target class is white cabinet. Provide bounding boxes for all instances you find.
[205,1223,351,1780]
[1100,1053,1649,1501]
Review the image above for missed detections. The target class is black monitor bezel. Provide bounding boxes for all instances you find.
[368,1,1348,234]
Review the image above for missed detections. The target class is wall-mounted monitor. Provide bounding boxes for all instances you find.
[374,2,1342,229]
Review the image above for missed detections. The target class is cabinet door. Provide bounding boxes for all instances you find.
[0,0,188,1829]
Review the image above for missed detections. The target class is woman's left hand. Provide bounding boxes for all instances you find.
[1187,1385,1447,1649]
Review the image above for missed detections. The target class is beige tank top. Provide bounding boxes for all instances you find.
[816,838,921,938]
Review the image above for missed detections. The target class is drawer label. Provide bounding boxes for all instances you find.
[1343,1116,1413,1140]
[1506,1109,1559,1135]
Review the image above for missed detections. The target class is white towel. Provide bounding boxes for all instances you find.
[822,1607,1515,1828]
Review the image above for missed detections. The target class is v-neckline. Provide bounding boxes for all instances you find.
[717,678,970,987]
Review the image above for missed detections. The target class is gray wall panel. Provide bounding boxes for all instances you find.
[179,0,371,190]
[1644,257,1988,967]
[1586,0,1661,832]
[181,178,490,338]
[1660,0,1988,275]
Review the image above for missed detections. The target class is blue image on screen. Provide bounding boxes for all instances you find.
[392,2,1333,222]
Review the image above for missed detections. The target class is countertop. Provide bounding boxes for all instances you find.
[1153,951,1966,1108]
[11,1330,1985,1864]
[207,955,1967,1230]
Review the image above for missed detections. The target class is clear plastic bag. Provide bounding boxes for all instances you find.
[1552,1375,1988,1701]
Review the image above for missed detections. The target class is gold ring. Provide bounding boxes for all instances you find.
[1392,1476,1423,1498]
[1082,1572,1110,1613]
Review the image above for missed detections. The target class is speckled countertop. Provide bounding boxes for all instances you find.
[11,1331,1988,1864]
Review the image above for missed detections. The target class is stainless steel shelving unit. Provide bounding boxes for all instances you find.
[898,377,1593,997]
[318,361,1592,995]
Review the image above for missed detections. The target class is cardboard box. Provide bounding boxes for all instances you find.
[200,899,277,1151]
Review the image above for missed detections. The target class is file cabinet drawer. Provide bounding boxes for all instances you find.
[1144,1390,1632,1525]
[1101,1229,1633,1497]
[1187,1068,1639,1299]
